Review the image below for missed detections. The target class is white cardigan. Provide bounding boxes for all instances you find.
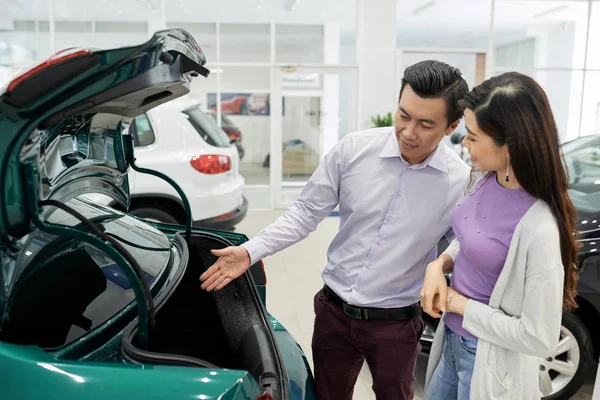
[425,199,565,399]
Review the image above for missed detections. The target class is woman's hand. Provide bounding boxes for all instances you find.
[421,258,448,318]
[446,287,470,316]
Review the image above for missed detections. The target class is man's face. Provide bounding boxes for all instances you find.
[394,85,460,165]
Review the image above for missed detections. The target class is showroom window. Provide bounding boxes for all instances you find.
[396,0,600,142]
[492,0,594,141]
[7,0,599,207]
[216,66,272,185]
[1,0,360,203]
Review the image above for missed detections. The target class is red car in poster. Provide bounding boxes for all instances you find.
[212,96,248,114]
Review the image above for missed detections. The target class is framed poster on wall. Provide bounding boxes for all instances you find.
[207,92,270,116]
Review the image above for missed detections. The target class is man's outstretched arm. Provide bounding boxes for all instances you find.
[200,137,351,291]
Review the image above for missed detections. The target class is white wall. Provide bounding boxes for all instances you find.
[357,0,397,129]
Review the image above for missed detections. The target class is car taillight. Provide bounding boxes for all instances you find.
[229,132,241,140]
[190,155,231,174]
[255,393,273,400]
[7,48,92,93]
[216,211,235,221]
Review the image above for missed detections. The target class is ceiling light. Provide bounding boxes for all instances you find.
[535,5,569,18]
[412,1,436,15]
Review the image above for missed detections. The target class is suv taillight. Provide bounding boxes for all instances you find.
[190,154,231,174]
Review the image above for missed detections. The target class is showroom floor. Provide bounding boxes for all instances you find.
[236,210,597,399]
[240,162,314,185]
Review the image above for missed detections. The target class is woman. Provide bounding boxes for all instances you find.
[421,72,579,400]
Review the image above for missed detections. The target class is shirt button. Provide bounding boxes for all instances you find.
[376,240,382,245]
[366,263,372,269]
[396,191,402,197]
[386,216,393,222]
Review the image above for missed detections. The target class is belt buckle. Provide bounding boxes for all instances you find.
[343,304,363,320]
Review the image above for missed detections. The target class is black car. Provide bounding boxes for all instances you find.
[206,111,245,160]
[422,134,600,400]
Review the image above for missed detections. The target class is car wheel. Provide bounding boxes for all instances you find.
[130,207,179,224]
[540,312,593,400]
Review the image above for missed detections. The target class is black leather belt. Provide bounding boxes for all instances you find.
[322,285,421,321]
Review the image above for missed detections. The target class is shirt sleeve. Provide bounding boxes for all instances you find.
[242,136,351,264]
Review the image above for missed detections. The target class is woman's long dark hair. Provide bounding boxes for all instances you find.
[461,72,579,311]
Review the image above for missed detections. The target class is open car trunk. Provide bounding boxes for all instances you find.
[121,232,288,399]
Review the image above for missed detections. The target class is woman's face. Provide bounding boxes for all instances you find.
[462,108,509,173]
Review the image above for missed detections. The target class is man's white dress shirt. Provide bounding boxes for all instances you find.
[243,127,470,308]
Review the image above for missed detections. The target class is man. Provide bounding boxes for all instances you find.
[200,60,471,399]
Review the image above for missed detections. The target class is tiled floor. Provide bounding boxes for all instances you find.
[236,210,597,399]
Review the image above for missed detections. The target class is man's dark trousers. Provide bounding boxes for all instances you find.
[311,288,424,400]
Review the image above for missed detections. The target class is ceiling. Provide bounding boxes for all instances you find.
[0,0,356,26]
[0,0,595,50]
[396,0,592,48]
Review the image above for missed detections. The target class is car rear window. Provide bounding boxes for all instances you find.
[182,107,231,148]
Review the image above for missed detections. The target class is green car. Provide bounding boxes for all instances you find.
[0,29,316,400]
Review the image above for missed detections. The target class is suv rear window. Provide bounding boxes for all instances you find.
[182,107,231,148]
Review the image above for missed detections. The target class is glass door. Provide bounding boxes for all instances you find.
[272,66,358,208]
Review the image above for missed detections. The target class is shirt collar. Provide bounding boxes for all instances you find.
[379,128,448,173]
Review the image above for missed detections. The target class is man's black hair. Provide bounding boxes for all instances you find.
[399,60,469,124]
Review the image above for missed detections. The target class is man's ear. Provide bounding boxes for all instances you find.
[445,119,461,136]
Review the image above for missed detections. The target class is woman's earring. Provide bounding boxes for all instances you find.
[506,158,510,182]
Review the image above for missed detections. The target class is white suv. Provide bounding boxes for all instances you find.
[102,100,247,230]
